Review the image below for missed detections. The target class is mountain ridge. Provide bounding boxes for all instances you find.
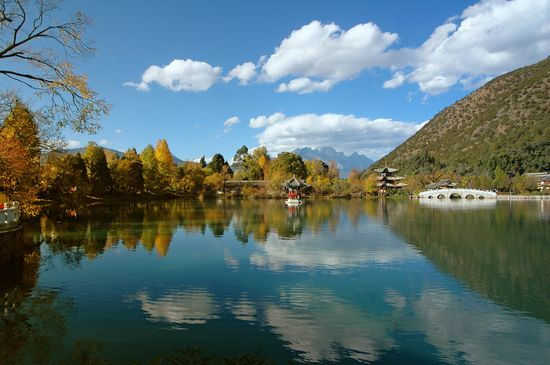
[292,147,374,177]
[371,55,550,175]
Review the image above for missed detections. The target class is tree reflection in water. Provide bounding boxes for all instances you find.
[7,199,549,363]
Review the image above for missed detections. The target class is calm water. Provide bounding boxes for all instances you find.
[1,199,549,364]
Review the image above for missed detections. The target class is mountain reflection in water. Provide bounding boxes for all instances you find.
[1,199,548,364]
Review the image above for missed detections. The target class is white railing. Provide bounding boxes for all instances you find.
[0,202,21,227]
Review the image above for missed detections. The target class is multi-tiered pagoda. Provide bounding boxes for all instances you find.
[375,167,407,195]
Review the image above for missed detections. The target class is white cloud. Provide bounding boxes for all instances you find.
[124,59,222,92]
[66,140,81,149]
[99,139,109,146]
[115,129,123,134]
[223,116,240,132]
[276,78,334,94]
[383,72,405,89]
[223,62,257,85]
[130,289,219,326]
[253,113,424,159]
[387,0,550,94]
[249,112,285,129]
[259,20,398,93]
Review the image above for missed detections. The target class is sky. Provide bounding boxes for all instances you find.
[25,0,550,160]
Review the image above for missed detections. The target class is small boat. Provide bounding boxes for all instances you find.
[285,191,304,206]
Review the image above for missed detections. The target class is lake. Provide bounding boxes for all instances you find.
[1,199,549,364]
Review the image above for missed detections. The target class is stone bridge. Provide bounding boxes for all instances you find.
[418,188,497,199]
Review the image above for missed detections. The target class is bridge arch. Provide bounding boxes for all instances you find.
[437,194,445,199]
[465,194,475,199]
[449,193,461,199]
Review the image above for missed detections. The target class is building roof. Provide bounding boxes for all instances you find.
[377,176,405,181]
[374,166,399,173]
[426,180,457,190]
[282,176,310,190]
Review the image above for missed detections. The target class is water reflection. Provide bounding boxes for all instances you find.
[386,200,550,322]
[10,199,550,363]
[419,197,497,209]
[413,288,550,364]
[264,285,395,363]
[130,288,219,328]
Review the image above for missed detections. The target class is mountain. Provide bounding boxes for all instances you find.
[371,56,550,175]
[293,147,374,177]
[65,147,184,165]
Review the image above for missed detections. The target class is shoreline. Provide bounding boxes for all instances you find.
[496,195,550,200]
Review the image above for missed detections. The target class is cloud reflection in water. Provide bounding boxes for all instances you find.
[131,288,219,328]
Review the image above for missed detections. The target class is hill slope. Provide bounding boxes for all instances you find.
[372,56,550,175]
[293,147,373,177]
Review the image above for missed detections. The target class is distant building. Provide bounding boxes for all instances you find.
[526,172,550,191]
[375,167,407,195]
[426,179,457,190]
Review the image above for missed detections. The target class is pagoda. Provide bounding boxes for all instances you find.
[281,176,310,206]
[374,167,407,195]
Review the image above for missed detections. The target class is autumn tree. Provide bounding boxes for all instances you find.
[40,153,89,205]
[83,143,111,195]
[0,0,109,134]
[0,100,40,214]
[111,148,144,195]
[140,145,160,193]
[155,139,174,191]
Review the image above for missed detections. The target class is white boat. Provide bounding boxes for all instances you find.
[285,198,304,206]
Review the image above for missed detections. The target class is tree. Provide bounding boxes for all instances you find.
[154,139,174,191]
[233,145,249,171]
[208,153,228,174]
[328,161,339,179]
[83,143,111,195]
[40,153,89,205]
[271,152,307,179]
[199,156,207,168]
[0,100,40,214]
[176,162,205,196]
[493,166,510,192]
[0,0,109,134]
[111,149,144,195]
[140,145,159,193]
[364,174,378,196]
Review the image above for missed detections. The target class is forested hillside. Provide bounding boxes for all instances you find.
[372,56,550,176]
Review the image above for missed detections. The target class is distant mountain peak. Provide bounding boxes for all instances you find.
[292,146,373,177]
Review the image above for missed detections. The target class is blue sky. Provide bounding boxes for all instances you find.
[35,1,550,160]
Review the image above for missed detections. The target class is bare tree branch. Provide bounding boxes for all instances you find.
[0,0,109,135]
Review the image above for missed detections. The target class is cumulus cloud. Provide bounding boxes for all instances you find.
[115,129,123,134]
[249,112,285,128]
[253,113,425,159]
[386,0,550,94]
[258,20,398,93]
[223,116,240,133]
[223,62,257,85]
[124,59,222,92]
[276,78,334,94]
[383,72,405,89]
[99,139,110,146]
